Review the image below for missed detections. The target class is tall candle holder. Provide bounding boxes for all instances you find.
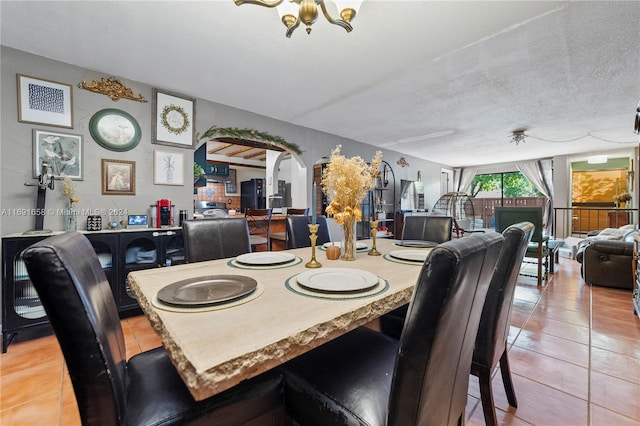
[305,224,322,268]
[368,220,381,256]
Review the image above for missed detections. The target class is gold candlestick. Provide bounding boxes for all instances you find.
[305,224,322,268]
[368,220,381,256]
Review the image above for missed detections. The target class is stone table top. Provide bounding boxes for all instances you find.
[128,238,427,401]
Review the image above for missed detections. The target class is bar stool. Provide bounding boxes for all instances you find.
[246,208,273,252]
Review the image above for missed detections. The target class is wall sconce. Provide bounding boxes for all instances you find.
[634,101,640,135]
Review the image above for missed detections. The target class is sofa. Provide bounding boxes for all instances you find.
[575,225,638,290]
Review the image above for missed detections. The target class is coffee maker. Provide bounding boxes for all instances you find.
[156,199,173,227]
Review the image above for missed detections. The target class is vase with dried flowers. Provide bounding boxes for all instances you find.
[321,145,382,260]
[61,175,79,232]
[614,192,632,208]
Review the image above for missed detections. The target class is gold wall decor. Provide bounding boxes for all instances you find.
[397,157,409,168]
[78,77,147,102]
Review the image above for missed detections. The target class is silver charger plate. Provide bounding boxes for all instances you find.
[157,275,258,307]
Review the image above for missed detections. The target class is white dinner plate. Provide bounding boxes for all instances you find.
[236,252,296,266]
[322,242,369,251]
[388,249,430,263]
[296,268,379,292]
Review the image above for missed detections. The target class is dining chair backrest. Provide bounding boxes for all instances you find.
[389,231,504,425]
[246,208,273,249]
[183,218,251,262]
[401,215,453,243]
[286,208,309,216]
[472,221,533,425]
[475,221,533,367]
[22,232,127,424]
[287,216,331,248]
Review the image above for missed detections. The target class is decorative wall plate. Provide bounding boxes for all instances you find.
[89,108,141,152]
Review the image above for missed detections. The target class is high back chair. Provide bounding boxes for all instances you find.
[472,221,534,426]
[269,207,309,250]
[380,215,454,336]
[183,218,251,262]
[494,206,548,285]
[401,215,453,243]
[286,215,331,249]
[22,232,284,426]
[281,232,504,426]
[245,208,272,251]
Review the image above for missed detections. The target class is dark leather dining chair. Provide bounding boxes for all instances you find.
[401,215,453,242]
[380,214,454,337]
[269,207,309,250]
[378,222,534,425]
[22,232,284,426]
[183,217,251,262]
[280,232,504,426]
[246,208,273,251]
[286,215,331,249]
[472,221,533,426]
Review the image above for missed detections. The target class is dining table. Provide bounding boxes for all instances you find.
[128,237,432,401]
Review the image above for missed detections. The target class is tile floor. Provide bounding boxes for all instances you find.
[1,258,639,425]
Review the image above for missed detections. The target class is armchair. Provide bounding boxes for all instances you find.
[575,229,638,289]
[494,206,548,285]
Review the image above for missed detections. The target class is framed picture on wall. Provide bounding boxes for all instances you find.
[17,74,73,128]
[32,129,83,180]
[153,150,184,186]
[101,159,135,195]
[152,89,196,149]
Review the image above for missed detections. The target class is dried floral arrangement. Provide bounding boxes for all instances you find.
[321,145,383,225]
[61,175,79,205]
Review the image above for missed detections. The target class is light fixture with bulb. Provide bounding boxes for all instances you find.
[510,131,526,145]
[234,0,363,38]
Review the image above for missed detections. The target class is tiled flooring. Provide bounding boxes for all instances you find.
[1,258,639,425]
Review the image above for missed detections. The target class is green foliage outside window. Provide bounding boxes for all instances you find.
[470,172,543,198]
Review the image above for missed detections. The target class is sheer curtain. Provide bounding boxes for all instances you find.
[517,159,553,234]
[453,167,478,193]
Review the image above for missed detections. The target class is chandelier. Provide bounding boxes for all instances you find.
[234,0,363,38]
[510,131,526,145]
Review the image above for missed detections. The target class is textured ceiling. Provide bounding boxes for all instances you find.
[2,1,639,167]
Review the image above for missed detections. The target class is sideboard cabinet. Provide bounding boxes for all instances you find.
[1,228,183,352]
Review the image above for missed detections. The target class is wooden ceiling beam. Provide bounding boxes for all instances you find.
[244,150,266,159]
[208,143,232,154]
[226,146,254,157]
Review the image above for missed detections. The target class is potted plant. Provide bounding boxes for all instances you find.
[194,162,206,184]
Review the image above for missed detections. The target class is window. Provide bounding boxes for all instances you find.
[470,172,543,199]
